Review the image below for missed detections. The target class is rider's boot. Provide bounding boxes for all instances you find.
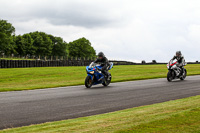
[105,72,109,80]
[98,75,104,81]
[180,67,183,76]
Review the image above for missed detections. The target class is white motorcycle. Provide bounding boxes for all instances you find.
[167,60,187,82]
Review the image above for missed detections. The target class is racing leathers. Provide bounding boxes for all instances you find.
[94,57,110,78]
[171,55,185,76]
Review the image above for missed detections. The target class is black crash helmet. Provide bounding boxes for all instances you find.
[176,51,182,57]
[98,52,105,58]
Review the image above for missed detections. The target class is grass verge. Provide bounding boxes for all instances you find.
[0,64,200,92]
[1,95,200,133]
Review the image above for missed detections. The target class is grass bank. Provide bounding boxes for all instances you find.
[0,64,200,92]
[1,95,200,133]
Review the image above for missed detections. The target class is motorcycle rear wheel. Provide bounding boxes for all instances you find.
[102,74,112,86]
[180,69,187,80]
[85,76,93,88]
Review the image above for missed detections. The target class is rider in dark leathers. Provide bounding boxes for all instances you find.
[94,52,110,78]
[170,51,185,76]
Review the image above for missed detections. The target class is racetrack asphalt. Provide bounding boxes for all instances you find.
[0,75,200,129]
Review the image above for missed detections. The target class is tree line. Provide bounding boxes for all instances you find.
[0,19,96,58]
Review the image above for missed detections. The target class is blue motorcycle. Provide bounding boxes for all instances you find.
[85,62,113,88]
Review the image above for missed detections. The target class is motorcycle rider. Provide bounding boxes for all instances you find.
[170,51,185,76]
[94,52,110,79]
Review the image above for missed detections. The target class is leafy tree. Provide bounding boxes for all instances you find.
[15,34,36,56]
[30,32,53,56]
[8,36,17,55]
[0,19,15,55]
[22,34,36,56]
[15,35,26,56]
[49,35,68,56]
[68,37,96,58]
[2,35,17,55]
[0,19,97,58]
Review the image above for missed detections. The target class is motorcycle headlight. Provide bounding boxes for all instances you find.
[89,71,94,74]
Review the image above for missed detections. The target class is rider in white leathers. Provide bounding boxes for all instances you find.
[170,51,185,76]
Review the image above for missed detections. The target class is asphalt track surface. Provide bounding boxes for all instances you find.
[1,75,200,130]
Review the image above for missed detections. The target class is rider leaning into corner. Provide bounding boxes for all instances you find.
[170,51,185,76]
[94,52,110,79]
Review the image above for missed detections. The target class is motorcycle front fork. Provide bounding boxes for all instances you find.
[175,67,183,76]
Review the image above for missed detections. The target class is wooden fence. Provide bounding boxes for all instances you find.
[0,59,93,68]
[0,59,199,68]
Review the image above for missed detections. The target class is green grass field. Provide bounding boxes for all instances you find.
[1,95,200,133]
[0,64,200,92]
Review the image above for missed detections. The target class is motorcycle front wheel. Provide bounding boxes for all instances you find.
[167,71,173,82]
[85,76,93,88]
